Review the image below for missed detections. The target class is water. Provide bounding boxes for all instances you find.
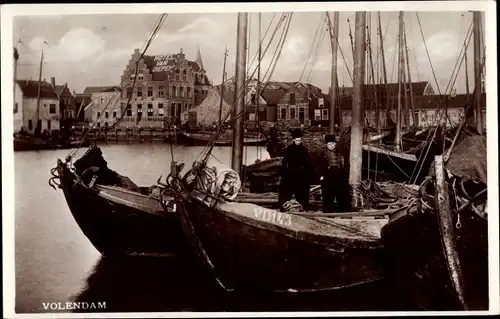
[14,144,407,313]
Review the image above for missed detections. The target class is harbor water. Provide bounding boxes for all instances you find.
[14,144,412,313]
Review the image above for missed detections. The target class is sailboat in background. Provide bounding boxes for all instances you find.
[380,11,488,310]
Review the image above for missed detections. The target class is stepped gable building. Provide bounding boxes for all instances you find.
[119,47,211,128]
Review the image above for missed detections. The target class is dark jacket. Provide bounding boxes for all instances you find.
[280,143,314,182]
[318,147,347,179]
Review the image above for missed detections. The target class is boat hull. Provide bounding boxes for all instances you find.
[14,137,90,151]
[176,191,389,292]
[381,206,488,310]
[56,160,189,257]
[181,132,267,146]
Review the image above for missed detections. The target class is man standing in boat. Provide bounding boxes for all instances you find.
[319,134,351,213]
[278,128,314,212]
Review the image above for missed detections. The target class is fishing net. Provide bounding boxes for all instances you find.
[189,158,242,203]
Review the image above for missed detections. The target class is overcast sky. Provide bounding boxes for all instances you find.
[13,10,484,95]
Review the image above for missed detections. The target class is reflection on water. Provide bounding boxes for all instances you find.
[14,144,411,313]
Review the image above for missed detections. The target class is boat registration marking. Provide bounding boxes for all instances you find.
[253,207,292,227]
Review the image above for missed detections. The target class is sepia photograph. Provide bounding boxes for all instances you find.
[2,1,498,317]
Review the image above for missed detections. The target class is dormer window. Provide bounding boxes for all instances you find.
[138,73,144,81]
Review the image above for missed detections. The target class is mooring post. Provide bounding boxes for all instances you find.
[434,155,469,310]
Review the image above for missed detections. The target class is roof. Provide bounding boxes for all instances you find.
[214,85,235,106]
[340,81,431,97]
[16,80,58,99]
[324,93,485,111]
[82,86,117,94]
[260,88,286,105]
[138,52,206,81]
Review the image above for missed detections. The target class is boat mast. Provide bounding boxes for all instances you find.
[35,45,45,136]
[395,11,404,151]
[404,27,417,127]
[377,12,390,128]
[328,12,339,135]
[218,45,228,129]
[464,39,470,97]
[349,11,366,210]
[231,13,248,174]
[366,13,379,133]
[473,11,483,134]
[256,12,262,158]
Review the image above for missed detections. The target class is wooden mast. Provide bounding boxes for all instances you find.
[367,13,379,133]
[404,27,417,127]
[218,46,228,129]
[35,45,45,136]
[473,11,483,134]
[377,12,390,128]
[256,12,262,159]
[349,11,366,209]
[13,46,19,114]
[395,11,404,151]
[231,13,248,174]
[328,12,339,135]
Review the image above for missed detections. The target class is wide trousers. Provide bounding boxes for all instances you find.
[278,172,310,211]
[322,166,351,213]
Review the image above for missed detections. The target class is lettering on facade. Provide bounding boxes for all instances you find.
[152,54,176,73]
[253,207,292,227]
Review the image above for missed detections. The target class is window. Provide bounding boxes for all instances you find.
[28,120,33,130]
[176,69,180,80]
[137,88,143,97]
[322,109,329,121]
[137,104,142,113]
[14,103,18,113]
[158,86,165,97]
[280,108,287,120]
[289,93,296,105]
[100,96,105,104]
[171,103,176,117]
[126,104,132,116]
[105,111,109,119]
[290,107,296,119]
[187,87,191,97]
[183,69,187,81]
[127,87,132,98]
[299,107,305,121]
[47,120,51,130]
[180,87,184,98]
[130,74,136,80]
[113,111,117,118]
[97,111,101,118]
[138,73,144,80]
[195,89,198,96]
[159,103,164,116]
[172,86,177,97]
[49,104,56,114]
[251,94,256,105]
[177,103,182,117]
[314,109,321,121]
[97,122,101,128]
[147,87,153,97]
[105,122,109,128]
[147,103,153,116]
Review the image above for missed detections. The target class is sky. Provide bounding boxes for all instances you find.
[13,10,483,95]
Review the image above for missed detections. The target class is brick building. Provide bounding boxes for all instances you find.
[119,47,211,128]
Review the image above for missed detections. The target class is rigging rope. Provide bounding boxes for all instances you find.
[298,14,324,83]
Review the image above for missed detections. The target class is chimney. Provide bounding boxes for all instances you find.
[51,77,55,88]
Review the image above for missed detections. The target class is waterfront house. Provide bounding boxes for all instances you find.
[16,80,60,134]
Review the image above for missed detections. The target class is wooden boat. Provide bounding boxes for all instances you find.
[14,133,90,151]
[381,129,488,310]
[52,145,189,257]
[181,131,267,146]
[174,182,405,292]
[381,11,488,310]
[170,12,417,293]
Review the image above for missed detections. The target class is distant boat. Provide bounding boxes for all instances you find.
[14,133,90,151]
[181,131,267,146]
